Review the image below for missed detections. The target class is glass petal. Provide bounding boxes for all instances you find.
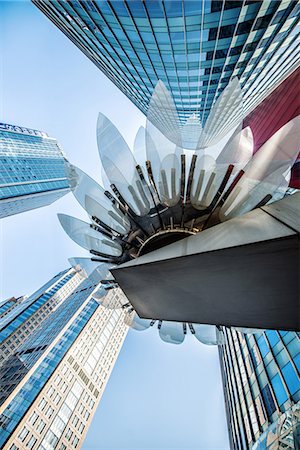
[220,116,300,220]
[192,324,224,345]
[101,289,124,309]
[92,285,107,302]
[216,126,253,171]
[97,113,152,216]
[241,115,300,182]
[233,327,263,335]
[68,257,104,278]
[198,78,243,148]
[85,195,130,235]
[133,126,148,170]
[124,311,152,331]
[159,321,185,345]
[158,153,181,207]
[65,164,130,233]
[181,113,202,150]
[147,80,182,148]
[65,164,111,210]
[219,166,290,221]
[102,155,152,216]
[146,82,182,191]
[58,214,122,257]
[190,155,216,209]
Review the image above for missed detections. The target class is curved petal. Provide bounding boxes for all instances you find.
[219,166,289,221]
[133,126,148,170]
[181,113,202,150]
[158,153,181,207]
[232,327,263,335]
[97,113,153,216]
[220,117,300,220]
[190,155,216,209]
[198,78,243,148]
[97,112,136,181]
[146,82,182,190]
[147,80,182,148]
[92,285,107,302]
[102,155,152,216]
[124,311,152,331]
[241,115,300,182]
[58,214,122,257]
[216,126,253,171]
[101,289,123,309]
[65,164,112,210]
[65,164,130,234]
[159,321,185,345]
[68,257,104,278]
[85,195,130,235]
[192,324,224,345]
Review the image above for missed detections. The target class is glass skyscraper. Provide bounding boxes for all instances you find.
[0,267,128,450]
[0,268,82,365]
[0,122,70,218]
[219,328,300,449]
[33,0,300,124]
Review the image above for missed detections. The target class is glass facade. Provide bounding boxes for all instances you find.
[34,0,300,124]
[0,298,98,448]
[0,268,84,370]
[0,269,75,344]
[0,123,70,218]
[0,270,128,450]
[219,328,300,449]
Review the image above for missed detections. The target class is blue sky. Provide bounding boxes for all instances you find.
[0,2,229,449]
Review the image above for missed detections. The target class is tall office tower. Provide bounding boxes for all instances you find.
[0,270,128,450]
[0,297,25,320]
[0,268,83,365]
[34,1,300,124]
[0,122,70,218]
[219,328,300,449]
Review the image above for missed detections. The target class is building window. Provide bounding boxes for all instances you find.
[18,427,29,442]
[27,436,37,449]
[261,384,276,417]
[271,374,289,406]
[46,406,54,418]
[37,419,46,433]
[38,398,47,411]
[9,445,19,450]
[29,412,39,425]
[65,428,73,441]
[73,436,79,448]
[281,363,299,396]
[47,386,55,397]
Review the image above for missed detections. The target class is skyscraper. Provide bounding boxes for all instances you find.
[0,268,128,450]
[33,0,300,124]
[0,268,83,365]
[0,122,70,218]
[219,328,300,449]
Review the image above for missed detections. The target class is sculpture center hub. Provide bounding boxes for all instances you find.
[138,229,195,256]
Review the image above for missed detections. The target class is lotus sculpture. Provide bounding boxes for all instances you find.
[58,78,300,345]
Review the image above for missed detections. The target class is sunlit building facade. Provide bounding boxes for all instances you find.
[34,0,300,124]
[219,328,300,449]
[0,269,82,366]
[0,297,25,321]
[0,270,128,450]
[0,123,70,218]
